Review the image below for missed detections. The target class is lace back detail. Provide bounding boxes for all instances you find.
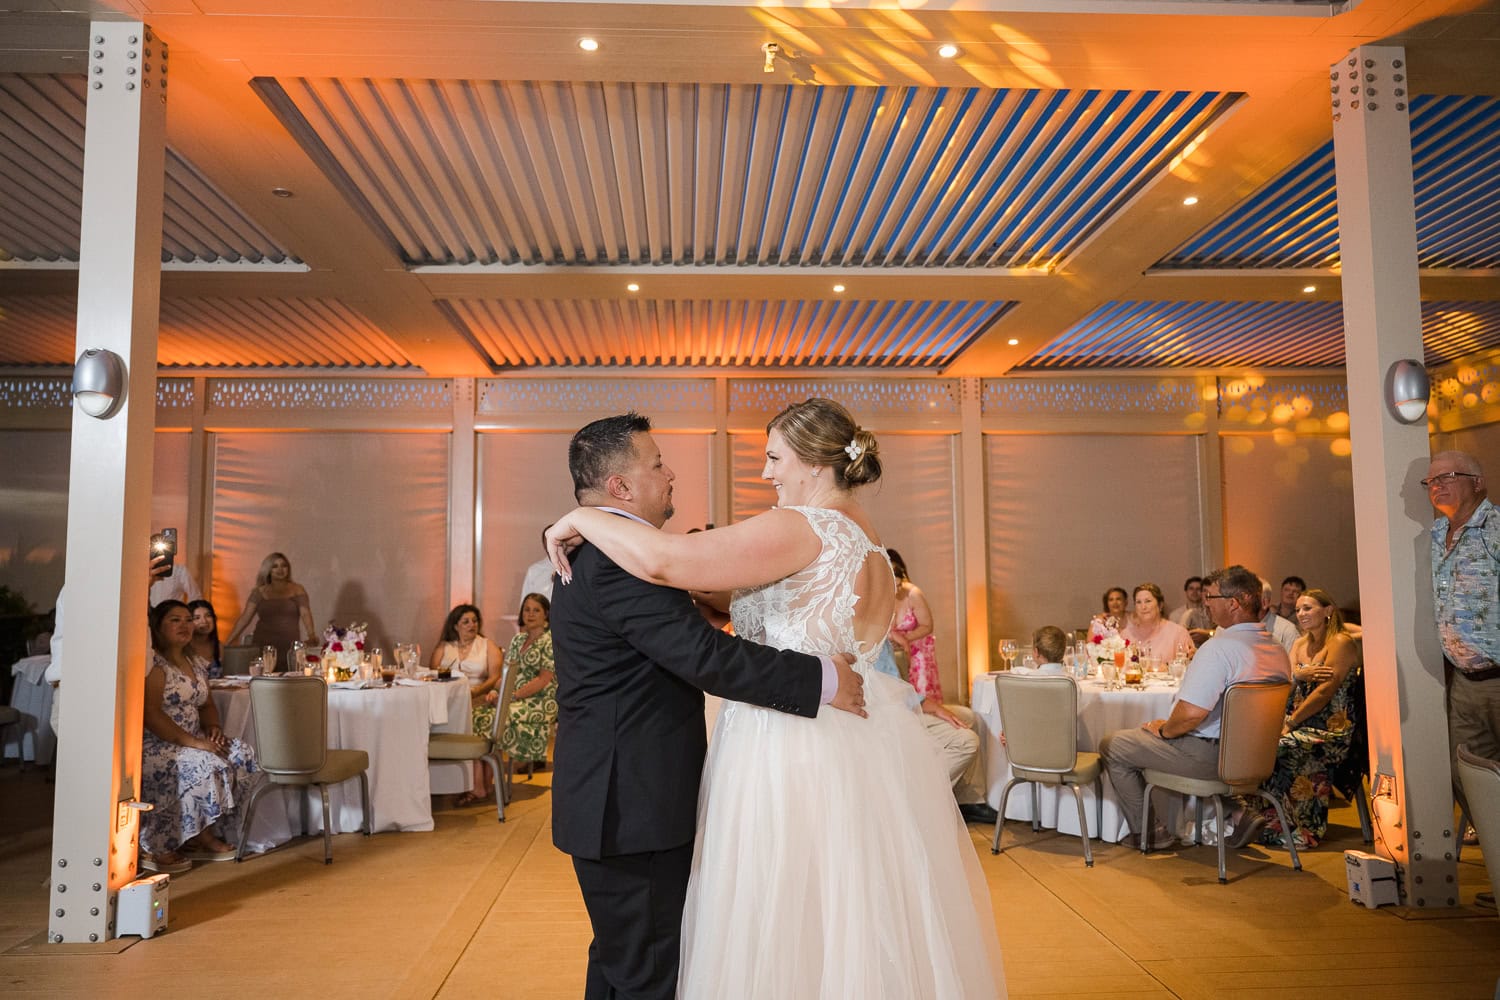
[730,506,888,670]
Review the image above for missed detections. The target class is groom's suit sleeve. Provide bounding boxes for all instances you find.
[593,557,823,717]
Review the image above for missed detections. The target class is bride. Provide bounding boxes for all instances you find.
[546,398,1005,998]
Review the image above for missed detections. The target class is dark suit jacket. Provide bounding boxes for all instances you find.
[550,540,823,860]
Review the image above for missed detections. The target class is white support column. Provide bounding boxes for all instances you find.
[957,377,990,700]
[186,376,211,594]
[711,377,731,528]
[449,378,477,604]
[1332,45,1457,905]
[1198,376,1225,572]
[49,20,167,943]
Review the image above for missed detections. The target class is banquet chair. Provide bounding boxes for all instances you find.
[221,645,260,676]
[1140,680,1301,883]
[428,664,517,822]
[1455,744,1500,905]
[989,673,1103,867]
[236,676,371,864]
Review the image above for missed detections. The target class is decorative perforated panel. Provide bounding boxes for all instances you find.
[982,378,1202,416]
[157,378,194,410]
[1429,362,1500,420]
[1216,377,1348,423]
[0,376,72,410]
[728,380,960,419]
[207,378,452,412]
[476,378,714,415]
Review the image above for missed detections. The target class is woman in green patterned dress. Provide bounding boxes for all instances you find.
[1253,587,1361,849]
[501,593,557,769]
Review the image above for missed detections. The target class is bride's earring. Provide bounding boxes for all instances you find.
[811,468,821,477]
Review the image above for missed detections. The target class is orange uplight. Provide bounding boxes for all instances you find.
[1330,438,1352,457]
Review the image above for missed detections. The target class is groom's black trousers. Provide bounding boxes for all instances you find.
[572,843,694,1000]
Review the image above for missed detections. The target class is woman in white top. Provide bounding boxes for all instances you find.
[432,603,503,804]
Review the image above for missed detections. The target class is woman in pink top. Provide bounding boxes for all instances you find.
[887,548,941,700]
[1120,582,1195,663]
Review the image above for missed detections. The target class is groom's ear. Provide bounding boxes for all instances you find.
[605,472,631,502]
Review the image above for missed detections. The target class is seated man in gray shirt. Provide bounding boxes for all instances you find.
[1099,565,1292,849]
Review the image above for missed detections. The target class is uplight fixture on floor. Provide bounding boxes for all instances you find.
[72,348,126,419]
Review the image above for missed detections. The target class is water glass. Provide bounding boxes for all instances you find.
[1021,653,1037,672]
[1169,653,1188,686]
[1101,660,1118,690]
[370,647,384,672]
[261,645,277,674]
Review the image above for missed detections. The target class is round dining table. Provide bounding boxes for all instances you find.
[970,672,1193,843]
[212,676,471,853]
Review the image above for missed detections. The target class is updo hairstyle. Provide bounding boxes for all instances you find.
[766,398,882,489]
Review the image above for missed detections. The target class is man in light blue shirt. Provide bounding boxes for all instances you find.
[1099,565,1291,849]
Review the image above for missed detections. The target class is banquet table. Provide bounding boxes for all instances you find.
[212,677,471,852]
[5,654,56,766]
[970,672,1191,843]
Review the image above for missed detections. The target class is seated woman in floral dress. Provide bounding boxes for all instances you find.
[140,600,260,873]
[1251,587,1360,849]
[499,593,556,771]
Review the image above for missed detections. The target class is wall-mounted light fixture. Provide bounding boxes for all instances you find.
[1385,359,1430,424]
[72,348,126,418]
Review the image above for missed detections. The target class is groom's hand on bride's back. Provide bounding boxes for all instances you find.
[828,653,867,718]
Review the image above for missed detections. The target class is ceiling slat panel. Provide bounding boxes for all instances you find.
[1021,299,1500,370]
[439,298,1011,369]
[0,73,297,265]
[1161,95,1500,270]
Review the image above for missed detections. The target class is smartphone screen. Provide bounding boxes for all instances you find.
[151,528,177,571]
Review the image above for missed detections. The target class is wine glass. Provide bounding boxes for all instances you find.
[999,639,1017,672]
[405,643,422,677]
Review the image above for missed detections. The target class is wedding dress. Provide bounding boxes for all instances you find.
[678,506,1006,999]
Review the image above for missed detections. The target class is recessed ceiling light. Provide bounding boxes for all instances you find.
[271,187,294,198]
[1181,195,1199,206]
[1302,284,1317,293]
[832,284,846,293]
[1007,338,1020,346]
[937,44,961,59]
[626,282,640,292]
[578,37,600,52]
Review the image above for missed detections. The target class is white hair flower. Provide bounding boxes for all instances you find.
[844,440,864,461]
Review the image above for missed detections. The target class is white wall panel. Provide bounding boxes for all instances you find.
[986,434,1205,656]
[1222,433,1361,614]
[209,432,450,653]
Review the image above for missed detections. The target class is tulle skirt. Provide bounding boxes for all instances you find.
[679,671,1006,999]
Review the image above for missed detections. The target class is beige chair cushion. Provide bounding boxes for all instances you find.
[1456,744,1500,901]
[268,748,369,786]
[429,733,491,762]
[1141,768,1233,798]
[1017,750,1102,786]
[0,705,20,727]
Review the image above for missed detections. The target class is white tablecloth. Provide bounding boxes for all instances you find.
[970,673,1188,843]
[212,678,471,852]
[5,655,57,765]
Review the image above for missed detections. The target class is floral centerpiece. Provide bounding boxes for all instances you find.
[1087,615,1130,666]
[322,621,368,680]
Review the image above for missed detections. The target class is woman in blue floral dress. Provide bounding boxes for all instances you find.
[140,600,259,873]
[499,593,557,767]
[1253,588,1360,849]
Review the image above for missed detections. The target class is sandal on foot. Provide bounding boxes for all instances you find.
[140,854,192,875]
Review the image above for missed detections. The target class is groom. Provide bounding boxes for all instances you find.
[550,412,865,1000]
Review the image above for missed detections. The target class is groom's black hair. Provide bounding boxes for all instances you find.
[569,411,653,501]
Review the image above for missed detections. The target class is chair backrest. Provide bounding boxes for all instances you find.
[1456,744,1500,894]
[488,661,521,745]
[993,673,1079,773]
[248,675,328,777]
[1217,680,1294,788]
[221,645,260,676]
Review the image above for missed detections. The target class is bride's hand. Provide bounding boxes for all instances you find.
[544,513,588,584]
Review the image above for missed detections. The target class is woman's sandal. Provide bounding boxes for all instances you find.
[455,791,491,807]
